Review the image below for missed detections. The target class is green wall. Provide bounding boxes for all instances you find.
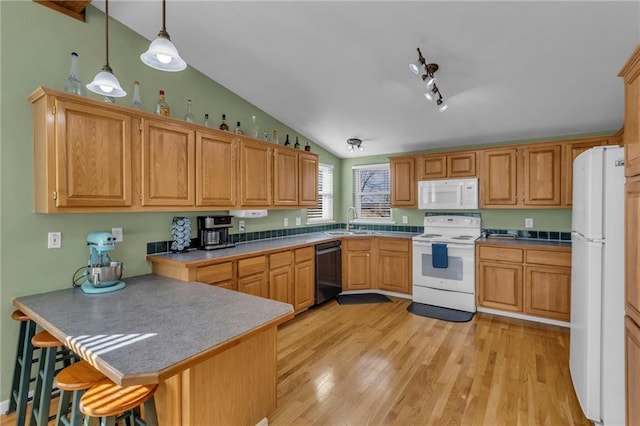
[0,0,586,403]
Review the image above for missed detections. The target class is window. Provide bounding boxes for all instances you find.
[352,164,391,222]
[307,163,334,222]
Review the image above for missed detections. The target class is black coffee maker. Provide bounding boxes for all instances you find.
[197,216,234,250]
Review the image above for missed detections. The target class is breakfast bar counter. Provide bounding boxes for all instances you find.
[12,274,294,425]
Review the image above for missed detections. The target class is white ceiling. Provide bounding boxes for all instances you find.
[96,1,640,158]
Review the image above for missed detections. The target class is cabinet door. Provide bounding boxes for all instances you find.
[197,262,236,291]
[448,152,477,177]
[481,148,518,206]
[522,144,561,206]
[627,176,640,325]
[53,99,132,207]
[141,119,195,206]
[273,148,298,206]
[196,130,236,207]
[294,259,315,311]
[390,157,416,207]
[620,45,640,177]
[626,317,640,426]
[477,261,523,312]
[344,251,371,290]
[269,266,293,304]
[299,153,319,207]
[417,155,447,179]
[378,250,410,293]
[561,137,610,206]
[238,139,272,207]
[238,274,268,298]
[524,265,571,321]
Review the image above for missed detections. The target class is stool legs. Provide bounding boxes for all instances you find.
[30,344,57,426]
[10,318,37,426]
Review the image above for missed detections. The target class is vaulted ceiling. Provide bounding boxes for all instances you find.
[89,1,639,158]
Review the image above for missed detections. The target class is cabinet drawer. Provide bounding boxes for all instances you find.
[378,238,409,253]
[238,256,267,277]
[197,262,233,284]
[270,251,292,269]
[295,246,314,263]
[346,239,371,251]
[478,246,523,263]
[526,249,571,267]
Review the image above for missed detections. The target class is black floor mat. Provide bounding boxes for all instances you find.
[336,293,392,305]
[407,302,474,322]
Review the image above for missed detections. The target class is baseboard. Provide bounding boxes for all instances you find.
[476,307,570,328]
[0,390,34,415]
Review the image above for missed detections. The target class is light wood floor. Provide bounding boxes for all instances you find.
[269,297,590,426]
[2,297,589,426]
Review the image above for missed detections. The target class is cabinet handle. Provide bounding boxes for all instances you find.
[52,191,57,200]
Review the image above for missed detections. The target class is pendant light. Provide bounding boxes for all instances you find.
[86,0,126,97]
[140,0,186,72]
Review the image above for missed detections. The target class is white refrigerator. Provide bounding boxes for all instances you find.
[570,146,625,426]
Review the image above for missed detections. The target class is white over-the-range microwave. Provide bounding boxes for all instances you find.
[417,178,479,210]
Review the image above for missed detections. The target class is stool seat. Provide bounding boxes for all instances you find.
[80,382,158,418]
[32,331,62,348]
[11,310,30,322]
[54,361,106,391]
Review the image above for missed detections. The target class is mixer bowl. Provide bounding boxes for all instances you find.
[89,262,123,287]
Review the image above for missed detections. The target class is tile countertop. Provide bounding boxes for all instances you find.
[12,274,294,386]
[476,237,572,249]
[147,231,420,267]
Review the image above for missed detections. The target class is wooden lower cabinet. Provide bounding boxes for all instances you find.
[377,239,411,293]
[269,251,293,304]
[238,256,268,298]
[626,316,640,426]
[476,242,571,321]
[196,262,236,291]
[343,239,372,290]
[293,247,315,311]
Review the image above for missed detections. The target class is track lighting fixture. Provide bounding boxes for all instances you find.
[346,138,364,153]
[410,47,447,112]
[86,0,126,98]
[141,0,187,72]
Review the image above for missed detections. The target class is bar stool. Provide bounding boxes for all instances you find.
[54,361,107,426]
[6,310,37,426]
[29,330,74,426]
[80,381,159,426]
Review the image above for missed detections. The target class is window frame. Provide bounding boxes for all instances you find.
[352,163,393,224]
[306,163,334,224]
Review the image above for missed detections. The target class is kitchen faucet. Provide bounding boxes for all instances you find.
[346,206,357,232]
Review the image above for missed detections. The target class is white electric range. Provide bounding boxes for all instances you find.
[412,215,481,312]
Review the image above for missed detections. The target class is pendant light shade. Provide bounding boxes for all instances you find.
[141,0,186,72]
[86,0,126,97]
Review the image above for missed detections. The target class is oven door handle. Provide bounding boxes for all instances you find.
[412,241,475,249]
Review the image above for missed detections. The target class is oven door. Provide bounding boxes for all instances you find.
[412,240,476,294]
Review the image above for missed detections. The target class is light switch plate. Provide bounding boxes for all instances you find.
[284,218,289,227]
[48,232,61,249]
[402,215,408,224]
[295,217,301,226]
[525,218,534,228]
[111,227,123,242]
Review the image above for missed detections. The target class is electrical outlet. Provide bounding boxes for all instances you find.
[525,218,534,229]
[402,215,408,224]
[238,220,245,232]
[284,218,289,227]
[48,232,62,249]
[111,227,123,242]
[295,217,301,226]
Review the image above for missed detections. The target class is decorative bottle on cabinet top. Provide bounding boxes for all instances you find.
[235,121,244,135]
[294,136,300,149]
[65,52,85,96]
[273,130,279,144]
[184,99,195,123]
[284,134,291,147]
[156,90,170,116]
[219,114,229,131]
[131,81,143,110]
[203,114,211,127]
[305,141,311,152]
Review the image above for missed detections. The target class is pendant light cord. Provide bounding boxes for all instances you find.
[104,0,110,68]
[162,0,166,32]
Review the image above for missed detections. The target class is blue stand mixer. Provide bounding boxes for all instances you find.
[80,232,126,294]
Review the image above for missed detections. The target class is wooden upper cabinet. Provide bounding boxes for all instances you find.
[418,155,447,179]
[481,148,518,206]
[561,136,611,206]
[141,119,195,206]
[196,130,236,207]
[627,175,640,326]
[390,156,416,207]
[238,139,273,207]
[298,153,319,207]
[448,152,477,177]
[273,148,299,206]
[29,88,133,212]
[620,44,640,177]
[522,144,561,206]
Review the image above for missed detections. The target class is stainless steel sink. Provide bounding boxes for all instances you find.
[351,230,380,235]
[325,230,353,236]
[324,230,380,236]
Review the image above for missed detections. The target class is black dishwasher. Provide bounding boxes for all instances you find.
[315,241,342,305]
